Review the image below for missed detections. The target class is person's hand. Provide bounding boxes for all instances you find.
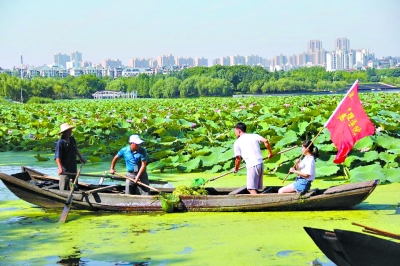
[289,167,296,173]
[58,167,63,175]
[268,153,273,159]
[109,169,115,174]
[233,169,238,174]
[81,157,87,164]
[134,177,139,183]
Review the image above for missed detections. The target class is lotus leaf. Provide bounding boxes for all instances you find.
[349,163,386,183]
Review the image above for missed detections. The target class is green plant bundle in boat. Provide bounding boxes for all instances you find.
[160,193,180,213]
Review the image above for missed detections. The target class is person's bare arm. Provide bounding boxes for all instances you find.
[109,155,119,174]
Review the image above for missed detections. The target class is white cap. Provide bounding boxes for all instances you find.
[129,134,144,144]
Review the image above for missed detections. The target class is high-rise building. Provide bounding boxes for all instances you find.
[194,57,208,67]
[71,51,82,62]
[157,54,175,67]
[229,55,245,66]
[175,57,194,67]
[307,40,323,53]
[129,58,151,68]
[102,59,122,69]
[335,38,350,51]
[54,53,70,68]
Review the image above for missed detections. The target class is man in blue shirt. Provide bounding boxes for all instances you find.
[109,134,150,195]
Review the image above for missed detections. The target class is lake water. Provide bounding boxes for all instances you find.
[0,164,399,265]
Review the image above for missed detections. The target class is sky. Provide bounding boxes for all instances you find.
[0,0,399,68]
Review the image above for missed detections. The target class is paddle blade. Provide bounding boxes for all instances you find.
[192,178,206,187]
[58,204,71,223]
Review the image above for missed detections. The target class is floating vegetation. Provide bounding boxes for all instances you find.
[173,185,208,197]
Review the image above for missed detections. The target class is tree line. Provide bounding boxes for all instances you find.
[1,66,399,102]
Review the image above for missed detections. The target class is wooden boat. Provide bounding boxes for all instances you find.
[0,166,379,213]
[304,227,400,266]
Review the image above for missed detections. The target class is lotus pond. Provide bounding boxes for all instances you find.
[0,155,399,266]
[1,94,399,265]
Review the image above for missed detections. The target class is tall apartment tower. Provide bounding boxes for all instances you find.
[157,54,175,67]
[335,38,350,51]
[307,40,322,53]
[54,53,70,68]
[71,51,82,62]
[194,57,208,67]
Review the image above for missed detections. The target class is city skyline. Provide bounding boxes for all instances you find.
[1,0,399,69]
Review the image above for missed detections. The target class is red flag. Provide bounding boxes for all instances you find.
[325,80,375,164]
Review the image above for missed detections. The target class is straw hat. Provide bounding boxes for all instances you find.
[59,123,74,134]
[129,134,144,144]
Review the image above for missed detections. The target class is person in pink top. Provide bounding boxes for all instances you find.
[233,122,273,194]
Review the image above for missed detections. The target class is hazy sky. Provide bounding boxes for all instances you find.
[1,0,399,68]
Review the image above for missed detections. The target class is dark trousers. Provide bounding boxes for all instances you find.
[59,174,73,190]
[126,172,150,195]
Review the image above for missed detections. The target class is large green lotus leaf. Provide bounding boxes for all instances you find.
[378,110,400,121]
[375,135,400,149]
[217,150,234,163]
[166,129,183,138]
[223,159,233,170]
[296,121,309,136]
[199,152,218,167]
[191,148,211,157]
[159,136,177,144]
[378,152,398,163]
[147,160,167,171]
[208,146,227,154]
[153,117,166,126]
[152,150,174,159]
[349,163,386,183]
[117,121,131,129]
[275,130,297,149]
[315,163,340,177]
[275,161,295,180]
[178,119,194,128]
[188,143,203,150]
[176,154,191,163]
[362,151,379,162]
[269,125,287,136]
[382,168,400,183]
[153,128,167,137]
[318,143,337,152]
[205,165,222,173]
[313,133,331,144]
[190,136,205,144]
[387,148,400,155]
[343,155,360,167]
[353,136,374,150]
[87,156,102,163]
[177,157,201,173]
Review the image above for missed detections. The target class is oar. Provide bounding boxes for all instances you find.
[196,146,298,186]
[112,172,161,193]
[83,184,121,195]
[59,164,83,223]
[63,172,168,185]
[352,222,400,240]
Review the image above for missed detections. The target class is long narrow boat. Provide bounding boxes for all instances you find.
[0,166,378,212]
[304,227,400,266]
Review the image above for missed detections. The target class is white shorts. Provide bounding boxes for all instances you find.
[247,164,264,190]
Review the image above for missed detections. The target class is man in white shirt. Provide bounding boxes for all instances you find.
[233,122,273,194]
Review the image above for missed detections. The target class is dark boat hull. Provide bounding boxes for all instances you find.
[0,167,379,213]
[304,227,400,266]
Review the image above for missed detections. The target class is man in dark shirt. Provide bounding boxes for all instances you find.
[55,123,87,190]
